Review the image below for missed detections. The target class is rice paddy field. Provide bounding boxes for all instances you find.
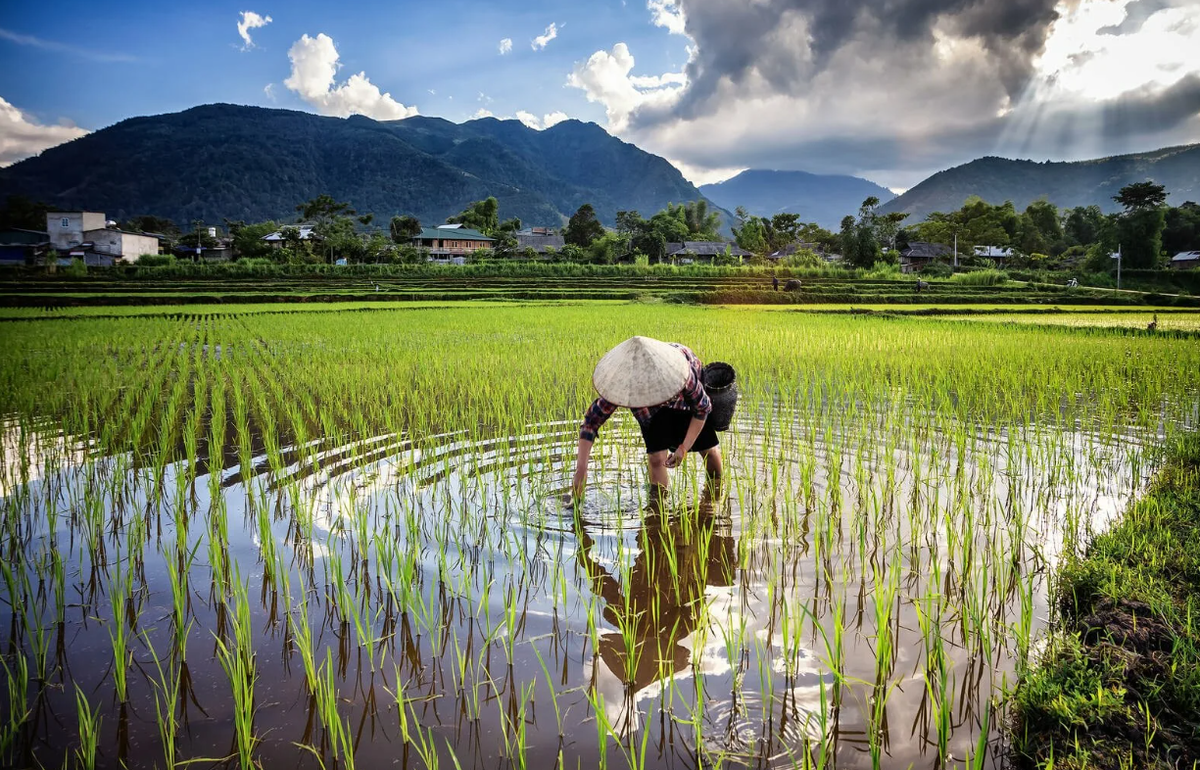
[1,303,1198,770]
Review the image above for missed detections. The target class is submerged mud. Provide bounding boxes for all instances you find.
[0,404,1171,769]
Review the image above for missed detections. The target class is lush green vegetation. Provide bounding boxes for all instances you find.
[1010,436,1200,770]
[881,143,1200,222]
[0,103,710,227]
[0,305,1196,769]
[5,268,1197,309]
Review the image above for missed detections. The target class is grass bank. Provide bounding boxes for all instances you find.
[1010,434,1200,769]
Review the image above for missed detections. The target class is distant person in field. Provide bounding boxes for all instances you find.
[772,273,779,292]
[573,336,722,498]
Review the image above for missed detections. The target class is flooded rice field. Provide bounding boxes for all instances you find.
[1,307,1198,770]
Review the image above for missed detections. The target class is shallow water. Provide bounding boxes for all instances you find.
[0,400,1170,769]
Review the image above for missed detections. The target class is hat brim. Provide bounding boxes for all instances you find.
[593,336,690,408]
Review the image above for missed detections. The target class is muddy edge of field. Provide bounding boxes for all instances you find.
[1008,434,1200,769]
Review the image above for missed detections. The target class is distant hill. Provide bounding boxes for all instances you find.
[881,144,1200,221]
[0,103,717,228]
[700,169,895,230]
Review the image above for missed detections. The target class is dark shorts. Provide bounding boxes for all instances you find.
[640,409,720,455]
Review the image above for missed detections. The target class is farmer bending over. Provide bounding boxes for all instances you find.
[573,336,722,498]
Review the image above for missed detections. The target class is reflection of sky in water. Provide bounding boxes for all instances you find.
[0,401,1172,769]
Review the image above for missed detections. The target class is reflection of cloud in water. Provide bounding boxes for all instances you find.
[3,403,1175,769]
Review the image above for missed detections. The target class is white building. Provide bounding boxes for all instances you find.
[47,211,162,263]
[1171,250,1200,271]
[48,212,107,250]
[973,245,1014,260]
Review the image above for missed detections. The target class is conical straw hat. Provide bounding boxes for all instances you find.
[593,336,690,408]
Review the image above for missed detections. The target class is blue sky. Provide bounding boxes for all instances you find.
[2,0,1199,189]
[0,0,686,135]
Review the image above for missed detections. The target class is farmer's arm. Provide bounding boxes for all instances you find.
[574,398,617,497]
[666,372,713,468]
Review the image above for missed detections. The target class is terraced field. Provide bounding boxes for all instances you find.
[1,273,1194,309]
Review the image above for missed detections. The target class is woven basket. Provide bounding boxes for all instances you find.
[701,362,738,432]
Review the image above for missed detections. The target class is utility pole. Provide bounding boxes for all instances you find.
[1116,244,1122,290]
[953,231,958,268]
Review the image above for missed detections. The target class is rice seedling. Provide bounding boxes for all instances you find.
[0,304,1196,769]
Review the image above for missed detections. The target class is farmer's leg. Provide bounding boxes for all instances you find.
[647,450,670,489]
[700,446,723,480]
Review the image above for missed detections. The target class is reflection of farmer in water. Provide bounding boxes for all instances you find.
[574,485,736,732]
[573,336,723,498]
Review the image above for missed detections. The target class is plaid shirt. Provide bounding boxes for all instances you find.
[580,343,712,442]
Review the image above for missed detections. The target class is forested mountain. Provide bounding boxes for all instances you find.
[700,169,895,230]
[0,104,713,227]
[881,144,1200,222]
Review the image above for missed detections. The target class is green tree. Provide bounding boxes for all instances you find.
[840,198,882,268]
[297,194,355,223]
[1063,205,1104,247]
[178,221,220,251]
[733,217,767,255]
[1018,199,1063,255]
[1113,181,1167,211]
[229,221,278,259]
[1113,181,1168,269]
[122,215,179,237]
[1163,202,1200,255]
[565,203,605,247]
[447,197,500,234]
[389,215,422,243]
[648,207,689,244]
[0,195,52,231]
[874,212,909,251]
[615,210,645,235]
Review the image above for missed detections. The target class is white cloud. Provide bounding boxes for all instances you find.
[500,110,573,130]
[0,96,88,167]
[648,0,686,35]
[237,11,272,50]
[284,33,418,120]
[263,82,276,101]
[515,110,542,129]
[532,23,559,51]
[498,38,513,55]
[0,27,136,63]
[472,108,495,119]
[567,42,687,131]
[566,0,1200,189]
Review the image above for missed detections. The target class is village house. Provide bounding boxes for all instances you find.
[767,242,833,262]
[0,228,49,266]
[1171,250,1200,271]
[47,211,163,264]
[413,224,494,261]
[664,241,753,264]
[900,241,952,273]
[974,245,1015,262]
[261,225,316,248]
[514,229,566,256]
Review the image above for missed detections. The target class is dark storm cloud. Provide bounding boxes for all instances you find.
[1101,74,1200,138]
[653,75,1200,187]
[1098,0,1171,35]
[656,0,1062,121]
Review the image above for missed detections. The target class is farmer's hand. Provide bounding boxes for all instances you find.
[666,448,685,468]
[571,468,588,501]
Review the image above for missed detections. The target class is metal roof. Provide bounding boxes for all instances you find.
[414,227,494,241]
[665,241,752,256]
[902,242,952,259]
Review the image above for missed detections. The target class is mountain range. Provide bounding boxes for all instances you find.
[879,144,1200,221]
[700,170,895,230]
[3,102,1198,232]
[0,103,715,228]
